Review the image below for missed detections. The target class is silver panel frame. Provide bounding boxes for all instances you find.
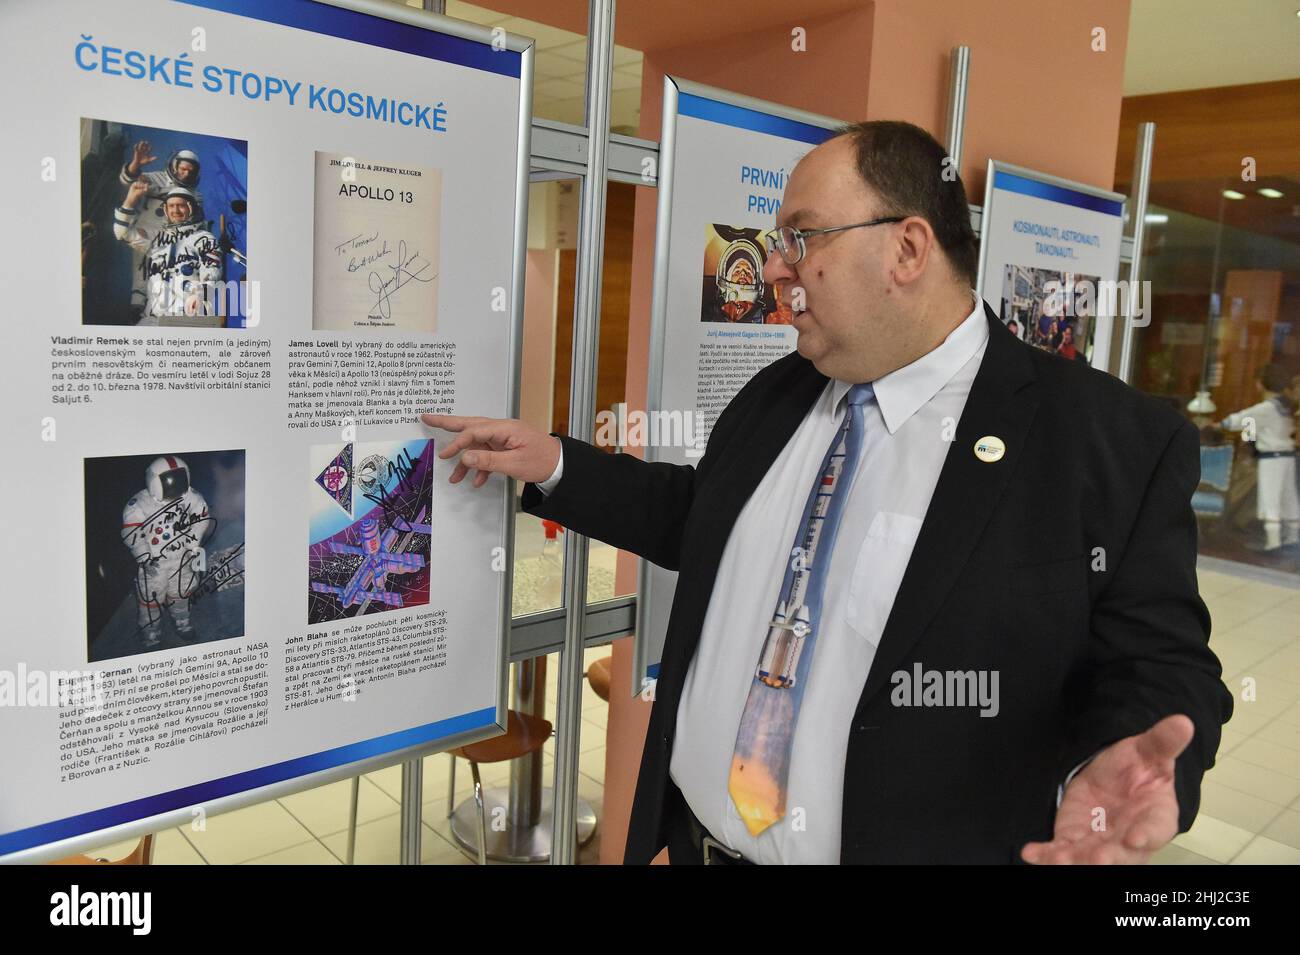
[1117,122,1155,384]
[632,75,843,696]
[975,158,1127,373]
[2,0,534,865]
[550,0,616,868]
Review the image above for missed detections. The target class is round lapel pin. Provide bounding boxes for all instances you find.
[973,435,1006,463]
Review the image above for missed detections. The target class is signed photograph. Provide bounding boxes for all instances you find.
[311,151,442,333]
[84,449,246,663]
[308,438,434,625]
[80,118,250,329]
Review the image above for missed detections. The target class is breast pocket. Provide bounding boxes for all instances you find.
[844,511,925,647]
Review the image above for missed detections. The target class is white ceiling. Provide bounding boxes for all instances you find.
[421,1,644,131]
[1124,0,1300,96]
[416,1,1298,115]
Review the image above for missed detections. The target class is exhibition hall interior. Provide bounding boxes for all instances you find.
[4,0,1300,870]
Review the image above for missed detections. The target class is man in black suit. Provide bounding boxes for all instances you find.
[422,121,1231,864]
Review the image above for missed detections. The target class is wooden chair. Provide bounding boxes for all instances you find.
[49,834,154,865]
[586,655,612,703]
[447,710,552,864]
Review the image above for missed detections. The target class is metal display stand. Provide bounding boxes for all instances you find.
[550,0,617,867]
[448,658,596,862]
[944,46,971,171]
[1118,123,1156,384]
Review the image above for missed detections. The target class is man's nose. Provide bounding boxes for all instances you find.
[763,249,796,286]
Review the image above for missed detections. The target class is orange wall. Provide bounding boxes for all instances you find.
[602,5,876,865]
[867,0,1133,199]
[601,0,1134,865]
[635,7,875,128]
[519,249,556,435]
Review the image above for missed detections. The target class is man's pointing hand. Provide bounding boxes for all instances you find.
[420,414,561,489]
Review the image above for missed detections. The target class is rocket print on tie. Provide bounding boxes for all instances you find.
[728,383,874,836]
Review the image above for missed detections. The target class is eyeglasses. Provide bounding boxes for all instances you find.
[763,216,906,266]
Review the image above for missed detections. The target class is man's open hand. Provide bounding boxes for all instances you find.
[1021,714,1193,864]
[420,414,561,488]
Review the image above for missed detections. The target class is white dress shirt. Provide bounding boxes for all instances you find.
[538,299,989,863]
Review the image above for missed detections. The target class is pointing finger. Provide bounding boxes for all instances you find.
[421,413,482,435]
[442,423,512,458]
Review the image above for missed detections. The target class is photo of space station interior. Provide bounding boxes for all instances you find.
[699,222,794,325]
[307,439,435,626]
[80,118,249,329]
[84,449,246,664]
[999,264,1097,363]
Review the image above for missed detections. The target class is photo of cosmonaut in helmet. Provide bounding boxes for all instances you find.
[700,223,787,324]
[80,118,249,327]
[715,235,765,322]
[115,181,222,324]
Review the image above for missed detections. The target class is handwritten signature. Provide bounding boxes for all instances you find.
[188,542,246,605]
[130,519,214,638]
[360,447,424,526]
[367,240,435,320]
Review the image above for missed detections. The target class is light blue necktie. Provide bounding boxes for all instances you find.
[728,382,875,836]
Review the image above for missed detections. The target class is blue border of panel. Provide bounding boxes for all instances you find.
[993,170,1122,217]
[678,92,834,146]
[174,0,521,78]
[0,706,495,856]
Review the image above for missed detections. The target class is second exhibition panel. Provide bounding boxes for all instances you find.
[635,77,839,692]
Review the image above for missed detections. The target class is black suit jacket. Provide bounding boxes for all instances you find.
[521,305,1232,864]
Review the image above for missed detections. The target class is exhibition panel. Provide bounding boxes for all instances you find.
[633,77,840,692]
[976,161,1127,372]
[0,0,530,861]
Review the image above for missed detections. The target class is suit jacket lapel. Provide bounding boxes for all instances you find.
[857,307,1040,709]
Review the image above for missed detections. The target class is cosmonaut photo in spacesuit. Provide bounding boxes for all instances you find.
[84,449,246,663]
[79,118,249,328]
[699,222,795,325]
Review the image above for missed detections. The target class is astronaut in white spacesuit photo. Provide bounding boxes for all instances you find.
[117,142,204,311]
[1221,363,1300,552]
[120,456,213,648]
[114,180,222,325]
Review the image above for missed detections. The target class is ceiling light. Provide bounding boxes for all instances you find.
[1257,187,1284,198]
[1143,213,1168,224]
[1222,189,1246,200]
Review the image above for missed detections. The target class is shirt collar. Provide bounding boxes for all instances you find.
[832,294,988,434]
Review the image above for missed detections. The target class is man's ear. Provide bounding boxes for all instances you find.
[892,216,935,288]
